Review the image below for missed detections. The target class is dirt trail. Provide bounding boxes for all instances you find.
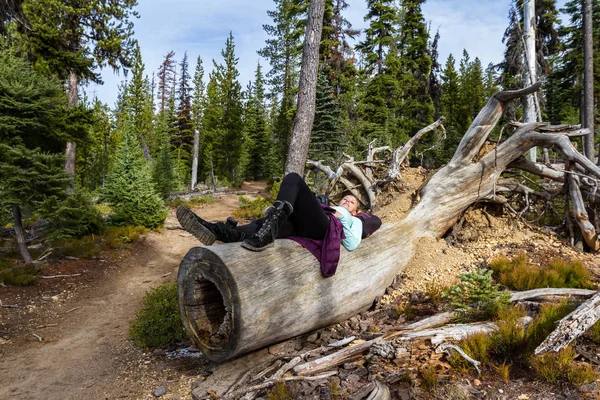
[0,184,264,400]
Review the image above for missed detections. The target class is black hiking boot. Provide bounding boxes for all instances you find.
[176,206,244,245]
[241,200,293,251]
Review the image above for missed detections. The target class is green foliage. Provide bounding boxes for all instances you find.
[165,196,217,208]
[53,225,147,258]
[0,264,39,286]
[104,122,168,228]
[309,71,343,164]
[36,190,105,242]
[531,346,597,385]
[266,380,300,400]
[129,283,187,349]
[245,63,272,180]
[232,195,272,220]
[152,132,175,199]
[490,254,595,290]
[418,365,438,391]
[442,269,511,321]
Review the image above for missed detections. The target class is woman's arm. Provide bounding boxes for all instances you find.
[332,206,362,250]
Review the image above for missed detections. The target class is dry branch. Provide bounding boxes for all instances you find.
[535,291,600,355]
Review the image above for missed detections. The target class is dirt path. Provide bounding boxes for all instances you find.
[0,184,265,399]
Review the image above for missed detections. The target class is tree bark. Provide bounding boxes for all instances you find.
[284,0,325,176]
[65,71,79,176]
[191,129,200,190]
[178,82,600,363]
[523,0,538,162]
[583,0,595,162]
[12,205,33,264]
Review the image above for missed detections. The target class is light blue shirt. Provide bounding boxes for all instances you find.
[331,206,362,251]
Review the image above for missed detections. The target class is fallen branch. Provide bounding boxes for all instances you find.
[293,337,383,376]
[509,288,596,302]
[32,333,43,342]
[535,291,600,355]
[36,324,58,329]
[64,306,81,314]
[436,343,481,374]
[224,371,337,399]
[40,273,82,279]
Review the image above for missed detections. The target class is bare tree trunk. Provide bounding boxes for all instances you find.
[191,129,200,190]
[12,205,33,263]
[583,0,595,162]
[65,72,79,176]
[284,0,325,176]
[523,0,537,162]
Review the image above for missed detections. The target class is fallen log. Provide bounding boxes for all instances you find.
[179,82,600,363]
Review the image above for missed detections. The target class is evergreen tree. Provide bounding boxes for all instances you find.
[124,44,154,161]
[394,0,434,145]
[77,99,116,191]
[212,32,244,183]
[428,29,442,118]
[244,63,271,180]
[309,71,343,164]
[175,51,193,157]
[0,51,82,262]
[191,56,206,186]
[200,71,223,184]
[440,53,461,161]
[259,0,306,171]
[152,130,175,199]
[104,120,168,228]
[157,51,177,113]
[356,0,398,76]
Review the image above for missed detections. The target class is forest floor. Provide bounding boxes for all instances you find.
[1,173,600,399]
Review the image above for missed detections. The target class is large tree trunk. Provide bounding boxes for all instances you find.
[284,0,325,176]
[12,205,33,263]
[523,0,538,162]
[191,129,200,190]
[65,71,79,176]
[178,82,600,363]
[583,0,595,162]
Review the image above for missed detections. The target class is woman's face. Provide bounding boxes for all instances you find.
[340,195,358,215]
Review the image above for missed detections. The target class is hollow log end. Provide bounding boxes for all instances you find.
[177,246,239,362]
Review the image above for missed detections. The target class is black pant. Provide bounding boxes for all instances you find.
[236,173,330,240]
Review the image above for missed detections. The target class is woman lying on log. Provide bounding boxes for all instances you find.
[177,172,380,276]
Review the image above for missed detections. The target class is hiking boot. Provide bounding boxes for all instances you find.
[176,206,244,245]
[241,200,293,251]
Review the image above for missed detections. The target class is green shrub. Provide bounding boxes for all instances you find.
[165,195,216,208]
[531,346,597,385]
[53,225,148,258]
[37,190,106,242]
[129,282,187,349]
[0,264,39,285]
[489,255,595,290]
[442,269,511,321]
[231,195,272,220]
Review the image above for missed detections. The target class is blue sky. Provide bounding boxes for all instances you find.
[86,0,569,107]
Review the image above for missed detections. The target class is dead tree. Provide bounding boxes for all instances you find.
[178,83,600,362]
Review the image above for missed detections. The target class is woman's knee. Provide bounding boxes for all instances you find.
[283,172,302,185]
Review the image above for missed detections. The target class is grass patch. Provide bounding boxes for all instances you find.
[231,195,272,220]
[0,264,39,285]
[129,282,187,349]
[531,346,597,385]
[165,195,217,208]
[419,365,438,391]
[489,254,595,290]
[266,380,300,400]
[53,225,148,258]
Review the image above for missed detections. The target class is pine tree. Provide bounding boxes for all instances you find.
[259,0,306,171]
[244,63,271,180]
[213,32,244,183]
[0,51,78,262]
[175,51,193,157]
[191,56,206,188]
[440,53,461,161]
[10,0,138,175]
[356,0,398,76]
[77,99,116,191]
[124,44,154,161]
[152,130,175,199]
[428,29,442,118]
[104,120,168,228]
[309,71,343,164]
[394,0,434,145]
[157,51,177,113]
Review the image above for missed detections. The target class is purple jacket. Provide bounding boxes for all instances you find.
[288,205,345,277]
